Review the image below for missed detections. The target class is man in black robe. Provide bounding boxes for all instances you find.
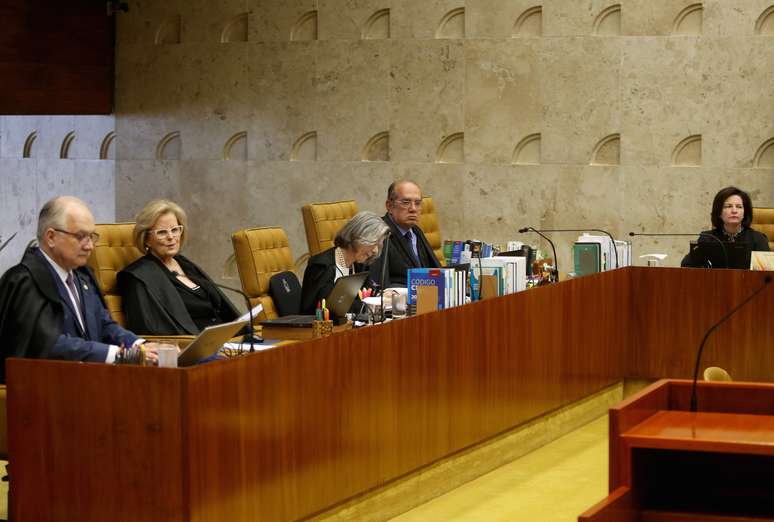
[0,196,157,382]
[369,180,441,287]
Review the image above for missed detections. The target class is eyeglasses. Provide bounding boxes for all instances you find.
[393,198,423,209]
[53,228,100,244]
[150,225,184,240]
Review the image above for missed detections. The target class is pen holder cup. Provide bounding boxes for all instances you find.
[312,320,334,339]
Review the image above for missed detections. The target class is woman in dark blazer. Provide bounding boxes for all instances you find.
[118,200,239,335]
[300,211,389,315]
[682,186,770,267]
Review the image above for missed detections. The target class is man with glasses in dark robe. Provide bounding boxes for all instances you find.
[0,196,157,382]
[369,180,441,287]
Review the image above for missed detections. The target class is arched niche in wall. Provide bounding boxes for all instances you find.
[60,131,76,159]
[291,131,317,161]
[672,135,702,167]
[23,131,37,159]
[155,15,182,45]
[512,133,541,165]
[362,9,390,39]
[291,11,318,41]
[436,8,465,39]
[593,4,621,36]
[221,13,248,43]
[362,131,389,162]
[512,6,542,37]
[436,132,464,164]
[590,134,620,166]
[754,138,774,168]
[223,131,247,160]
[755,6,774,35]
[673,4,703,35]
[156,131,182,160]
[100,132,116,160]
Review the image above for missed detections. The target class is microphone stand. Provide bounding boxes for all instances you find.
[0,232,17,254]
[689,275,772,411]
[518,227,559,282]
[212,282,261,353]
[538,228,619,269]
[377,230,392,323]
[629,232,729,269]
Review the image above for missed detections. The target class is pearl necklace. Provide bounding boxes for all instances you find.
[334,247,351,276]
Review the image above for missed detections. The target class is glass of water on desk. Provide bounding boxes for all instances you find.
[390,288,408,319]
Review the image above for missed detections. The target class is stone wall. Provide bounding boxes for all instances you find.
[4,1,774,278]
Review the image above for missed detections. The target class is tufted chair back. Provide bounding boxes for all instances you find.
[752,207,774,250]
[231,227,295,320]
[86,223,143,326]
[301,200,359,256]
[418,196,444,266]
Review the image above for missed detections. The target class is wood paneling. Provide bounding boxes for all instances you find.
[0,1,114,114]
[8,267,774,521]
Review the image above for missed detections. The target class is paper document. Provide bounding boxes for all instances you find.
[237,303,264,324]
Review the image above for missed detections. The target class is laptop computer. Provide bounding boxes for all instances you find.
[177,318,249,367]
[687,241,751,269]
[260,272,369,328]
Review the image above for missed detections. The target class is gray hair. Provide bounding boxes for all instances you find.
[334,211,389,249]
[36,196,87,241]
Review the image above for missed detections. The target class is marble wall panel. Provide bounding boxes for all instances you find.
[1,116,37,159]
[541,37,621,165]
[318,0,393,40]
[464,39,541,164]
[184,0,249,43]
[175,43,250,160]
[115,44,186,160]
[620,38,706,167]
[703,0,774,36]
[115,161,182,221]
[0,160,38,274]
[390,40,465,163]
[69,116,116,160]
[315,40,391,161]
[620,0,702,36]
[177,160,249,282]
[701,38,774,169]
[249,0,318,42]
[118,0,185,46]
[71,161,116,224]
[248,42,317,161]
[389,0,465,40]
[466,0,543,39]
[543,0,622,37]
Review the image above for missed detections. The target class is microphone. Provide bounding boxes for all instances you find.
[535,228,619,269]
[212,282,262,352]
[519,227,559,282]
[377,230,392,323]
[629,231,728,268]
[689,274,772,412]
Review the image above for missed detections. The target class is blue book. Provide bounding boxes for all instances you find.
[407,268,446,310]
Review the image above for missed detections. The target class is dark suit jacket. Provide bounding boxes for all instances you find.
[300,248,366,315]
[0,247,138,382]
[369,214,441,287]
[118,254,239,335]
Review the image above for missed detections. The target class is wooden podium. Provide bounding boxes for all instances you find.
[7,267,774,521]
[580,379,774,521]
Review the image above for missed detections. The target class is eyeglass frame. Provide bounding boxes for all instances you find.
[53,228,100,244]
[391,198,423,209]
[149,225,185,240]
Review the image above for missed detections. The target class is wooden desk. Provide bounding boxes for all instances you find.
[8,267,774,521]
[580,379,774,521]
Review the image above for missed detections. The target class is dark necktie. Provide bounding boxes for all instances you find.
[404,231,419,263]
[66,272,83,317]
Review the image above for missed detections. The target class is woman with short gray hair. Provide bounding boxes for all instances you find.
[300,211,388,315]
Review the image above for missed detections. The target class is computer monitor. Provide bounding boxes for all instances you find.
[687,241,751,269]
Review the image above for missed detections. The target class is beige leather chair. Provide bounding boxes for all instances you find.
[86,223,143,327]
[301,200,359,256]
[231,226,296,320]
[752,207,774,250]
[703,366,732,382]
[419,196,444,265]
